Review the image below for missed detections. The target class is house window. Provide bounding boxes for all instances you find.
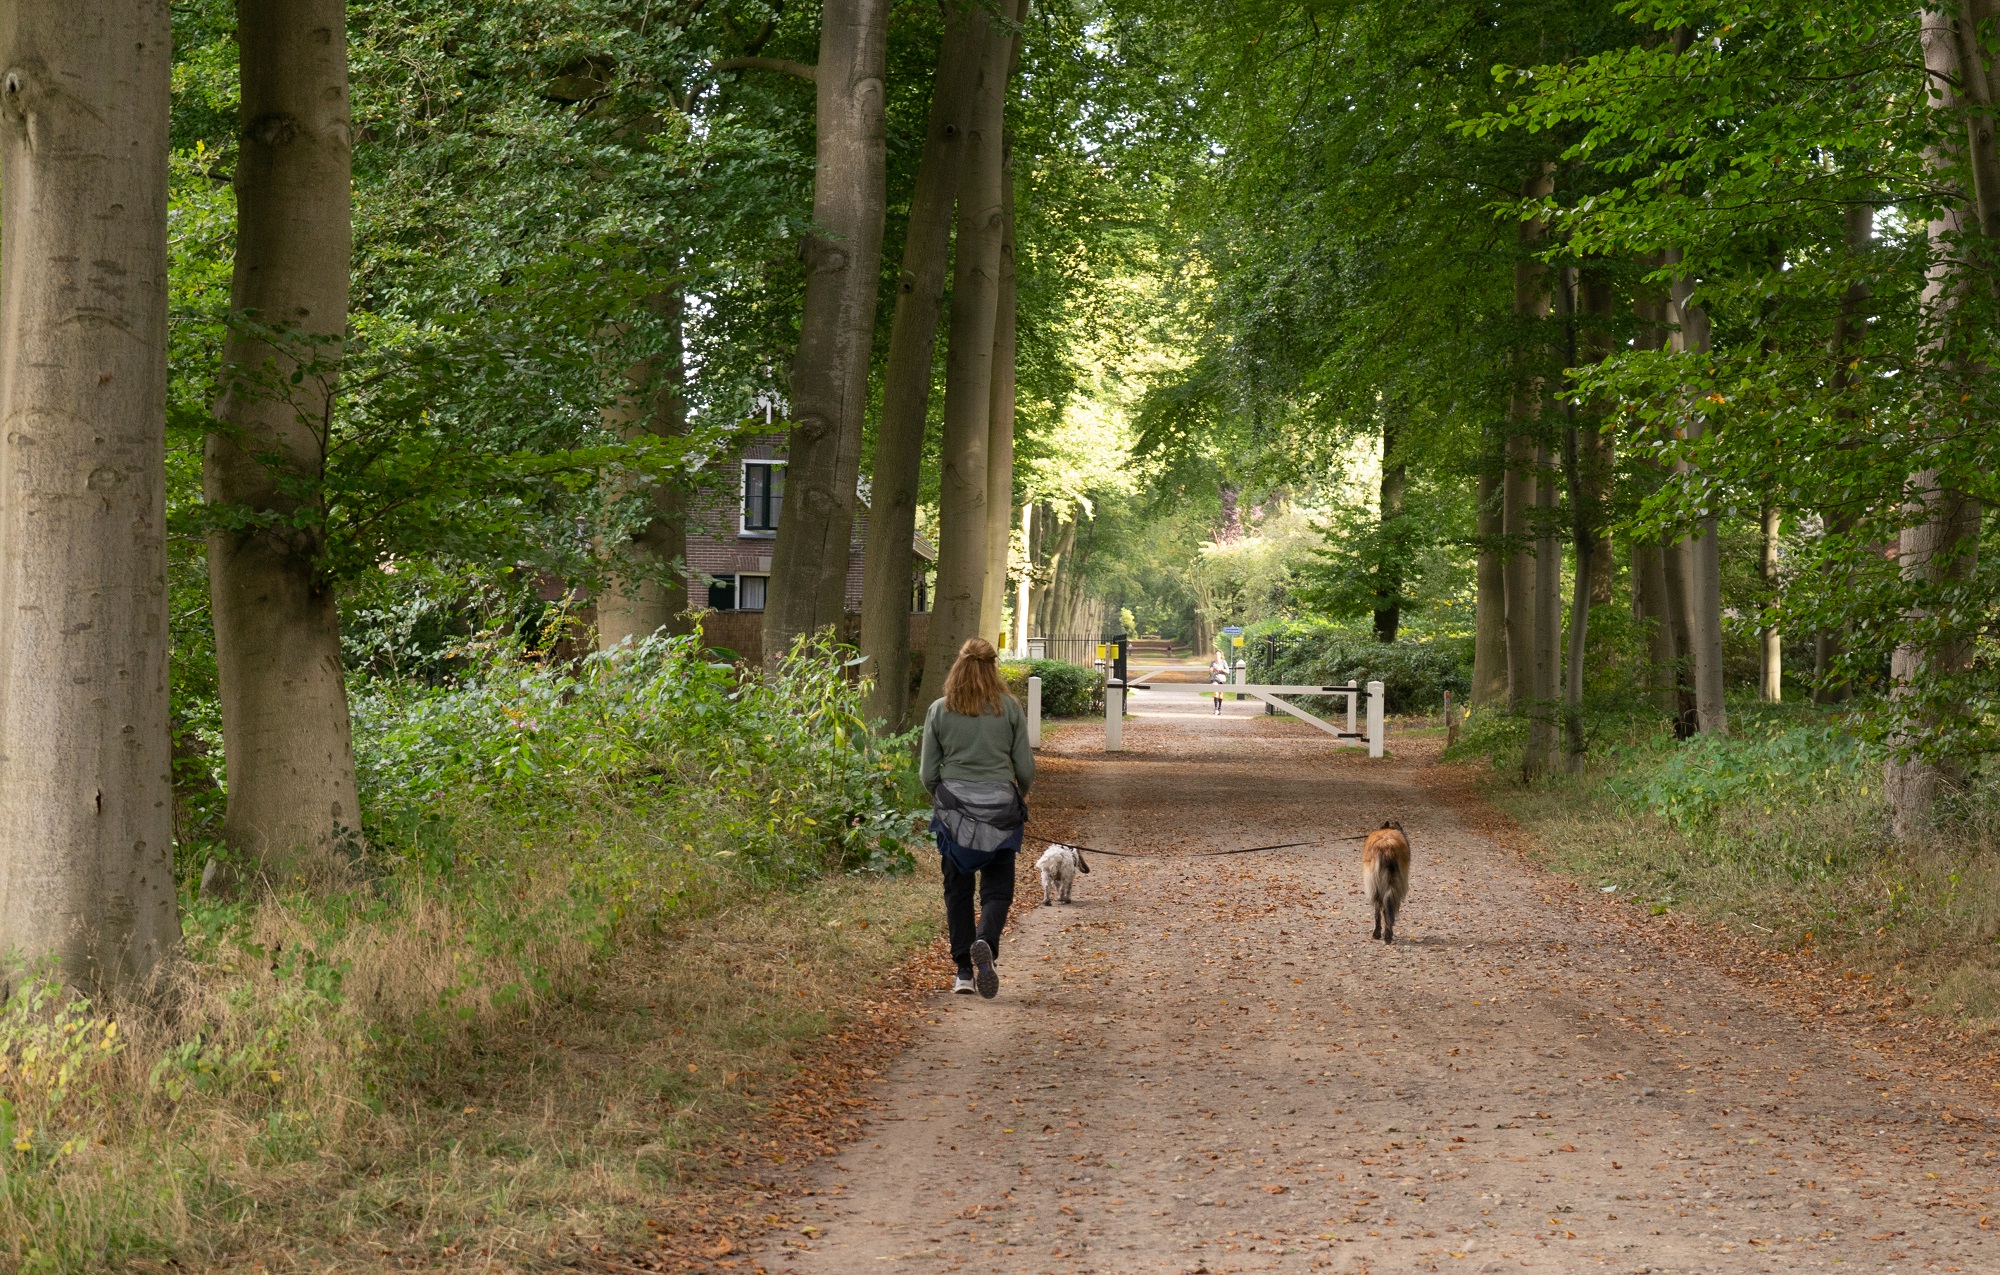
[707,576,737,611]
[742,461,784,535]
[737,574,769,612]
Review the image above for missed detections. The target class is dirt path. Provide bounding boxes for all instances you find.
[755,705,2000,1274]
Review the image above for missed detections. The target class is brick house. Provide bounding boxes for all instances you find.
[690,432,933,665]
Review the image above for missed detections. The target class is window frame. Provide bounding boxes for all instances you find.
[740,459,785,537]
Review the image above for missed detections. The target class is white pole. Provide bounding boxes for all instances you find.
[1105,681,1123,752]
[1366,679,1385,758]
[1346,687,1357,737]
[1027,675,1042,747]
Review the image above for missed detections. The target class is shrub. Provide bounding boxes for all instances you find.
[1243,618,1471,713]
[1000,659,1105,717]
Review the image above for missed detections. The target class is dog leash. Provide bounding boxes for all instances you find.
[1029,836,1331,860]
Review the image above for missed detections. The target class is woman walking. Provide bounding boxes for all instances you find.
[921,638,1035,998]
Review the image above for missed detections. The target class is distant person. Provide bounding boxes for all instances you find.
[1210,650,1230,715]
[921,638,1035,998]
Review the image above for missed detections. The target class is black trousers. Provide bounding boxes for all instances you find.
[940,848,1016,976]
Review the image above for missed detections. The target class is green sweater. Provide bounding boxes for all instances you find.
[919,696,1035,796]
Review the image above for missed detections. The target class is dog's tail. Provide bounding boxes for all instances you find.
[1076,849,1090,874]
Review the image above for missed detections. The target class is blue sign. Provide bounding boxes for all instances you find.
[1221,625,1243,636]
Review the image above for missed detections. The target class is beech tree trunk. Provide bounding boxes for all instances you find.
[1667,256,1727,737]
[1526,442,1561,782]
[858,1,984,730]
[1816,203,1873,702]
[205,0,363,887]
[761,0,891,662]
[1889,4,1997,837]
[0,0,180,989]
[1758,505,1782,703]
[1659,532,1701,737]
[1504,164,1553,720]
[1471,469,1508,706]
[1373,420,1405,644]
[980,136,1019,647]
[1632,544,1682,718]
[597,294,690,651]
[918,4,1017,706]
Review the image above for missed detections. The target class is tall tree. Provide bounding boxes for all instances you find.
[0,0,181,987]
[980,132,1021,646]
[1373,419,1407,643]
[1470,464,1508,705]
[859,2,986,729]
[758,0,892,661]
[1507,164,1555,782]
[597,293,691,651]
[919,2,1018,705]
[1888,2,1995,837]
[205,0,363,885]
[1666,256,1728,736]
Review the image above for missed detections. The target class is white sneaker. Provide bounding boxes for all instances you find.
[952,976,977,994]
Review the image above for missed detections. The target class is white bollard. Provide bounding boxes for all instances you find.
[1027,675,1043,747]
[1366,679,1385,758]
[1233,658,1246,701]
[1346,687,1357,737]
[1105,681,1123,752]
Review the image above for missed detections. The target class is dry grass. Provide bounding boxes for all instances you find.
[0,857,940,1273]
[1455,711,2000,1035]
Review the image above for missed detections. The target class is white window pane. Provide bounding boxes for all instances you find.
[739,575,768,611]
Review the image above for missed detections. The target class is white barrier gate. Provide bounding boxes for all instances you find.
[1103,678,1385,757]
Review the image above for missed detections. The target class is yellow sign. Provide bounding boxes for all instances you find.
[1096,643,1107,661]
[1232,635,1244,647]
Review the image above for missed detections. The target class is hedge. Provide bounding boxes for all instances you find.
[1243,619,1471,713]
[1000,659,1105,717]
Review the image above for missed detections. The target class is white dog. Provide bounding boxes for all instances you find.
[1037,843,1089,905]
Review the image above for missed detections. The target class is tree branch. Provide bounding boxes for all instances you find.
[712,55,817,82]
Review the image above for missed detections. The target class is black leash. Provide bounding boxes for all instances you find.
[1030,835,1360,861]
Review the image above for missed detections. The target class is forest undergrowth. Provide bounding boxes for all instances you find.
[0,631,935,1274]
[1450,699,2000,1032]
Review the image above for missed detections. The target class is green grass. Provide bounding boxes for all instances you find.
[0,631,941,1272]
[1450,695,2000,1029]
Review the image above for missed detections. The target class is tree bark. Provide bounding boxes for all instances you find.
[0,0,180,989]
[1667,255,1727,737]
[1504,163,1553,721]
[859,1,985,730]
[980,133,1019,647]
[1758,504,1782,703]
[1373,418,1405,643]
[761,0,891,662]
[597,294,691,650]
[1471,469,1508,705]
[918,2,1017,705]
[1508,164,1555,779]
[1632,544,1682,717]
[205,0,363,887]
[1659,531,1701,737]
[1014,503,1033,653]
[1527,441,1561,782]
[1889,4,1996,837]
[1816,202,1873,703]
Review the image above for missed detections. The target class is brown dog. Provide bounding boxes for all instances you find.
[1362,819,1411,944]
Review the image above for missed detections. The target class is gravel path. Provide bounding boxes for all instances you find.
[759,705,2000,1273]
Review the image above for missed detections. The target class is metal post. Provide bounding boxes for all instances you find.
[1105,679,1123,752]
[1027,675,1043,747]
[1366,679,1385,758]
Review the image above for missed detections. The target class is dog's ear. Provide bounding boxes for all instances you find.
[1381,818,1402,831]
